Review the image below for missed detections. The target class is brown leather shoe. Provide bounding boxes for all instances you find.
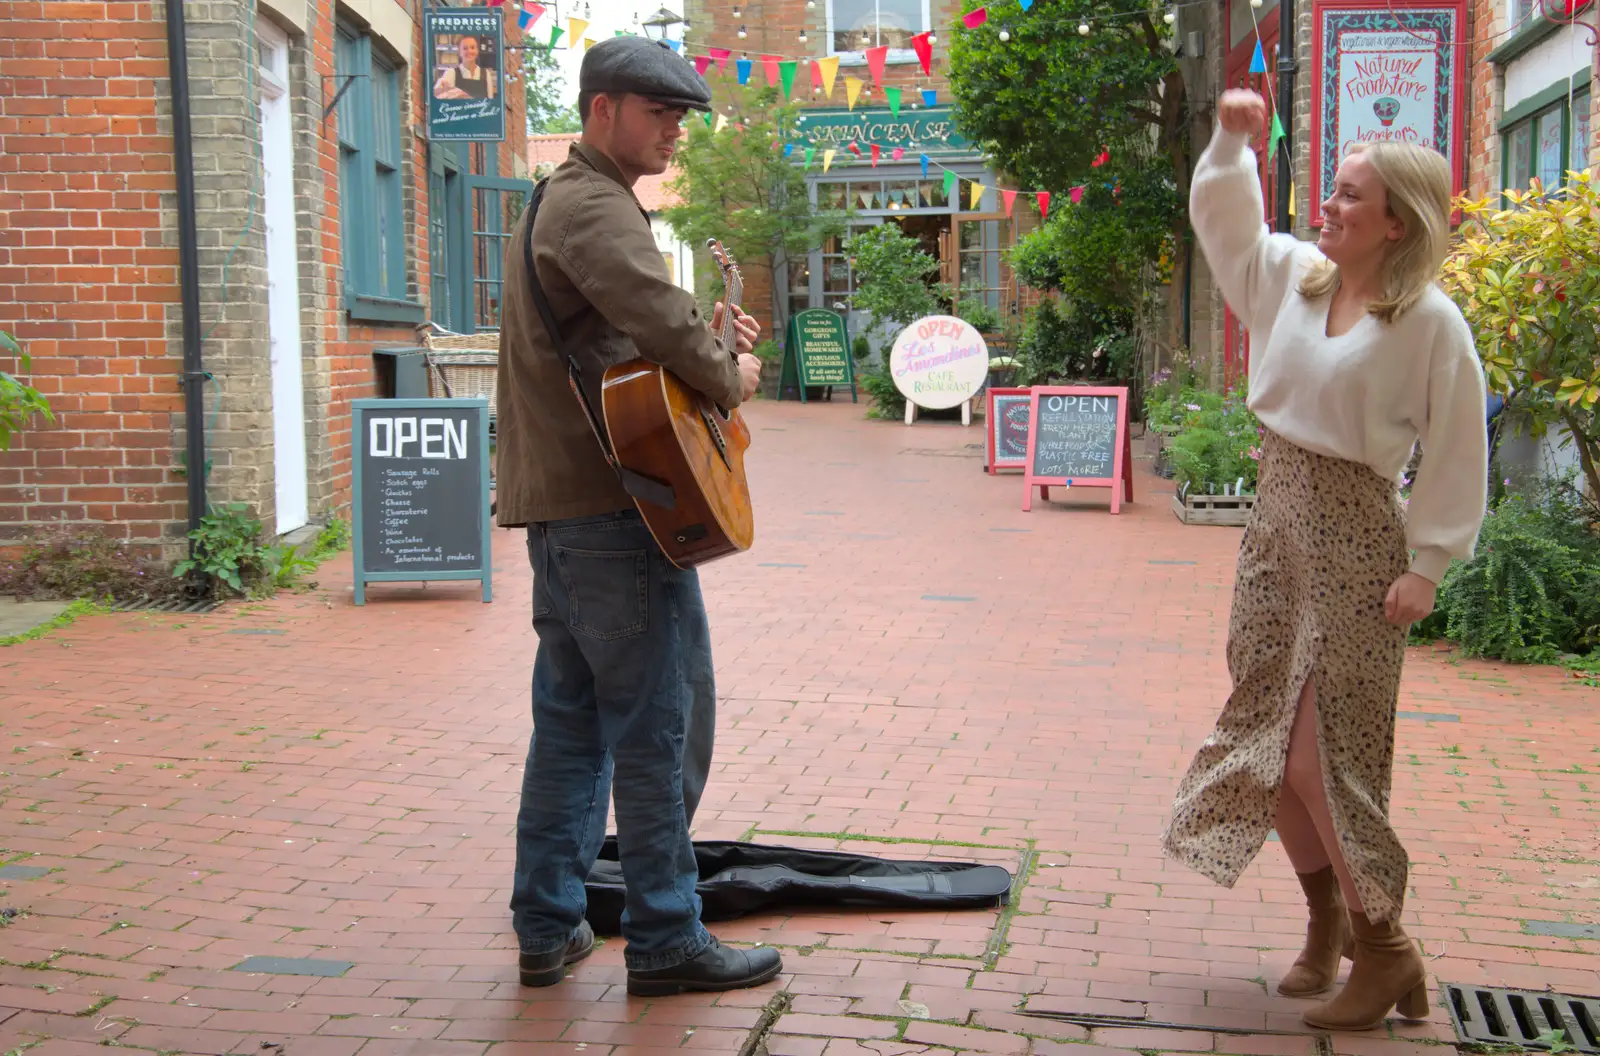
[1278,867,1356,997]
[1302,911,1429,1031]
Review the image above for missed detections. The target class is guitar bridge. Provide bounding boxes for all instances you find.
[700,407,732,471]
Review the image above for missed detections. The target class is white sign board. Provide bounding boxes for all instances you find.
[890,315,989,411]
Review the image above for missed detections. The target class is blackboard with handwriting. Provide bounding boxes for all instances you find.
[1022,386,1133,514]
[352,397,492,604]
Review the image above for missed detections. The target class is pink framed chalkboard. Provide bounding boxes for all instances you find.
[1021,385,1134,513]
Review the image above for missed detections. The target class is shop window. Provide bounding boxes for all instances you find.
[829,0,929,57]
[1502,88,1590,197]
[335,22,420,322]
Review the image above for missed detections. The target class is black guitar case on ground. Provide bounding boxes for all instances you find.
[582,838,1015,935]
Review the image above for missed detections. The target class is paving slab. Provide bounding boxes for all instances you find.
[0,597,69,639]
[0,400,1596,1056]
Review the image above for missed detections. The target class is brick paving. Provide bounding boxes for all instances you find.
[2,399,1597,1056]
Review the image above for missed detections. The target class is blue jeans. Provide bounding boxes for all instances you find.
[510,511,714,971]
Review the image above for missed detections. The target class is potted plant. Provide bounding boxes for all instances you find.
[1168,386,1262,526]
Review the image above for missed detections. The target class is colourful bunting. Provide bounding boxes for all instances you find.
[969,181,984,209]
[846,141,862,157]
[548,24,563,47]
[892,147,904,161]
[779,59,798,97]
[817,55,840,97]
[1020,0,1033,8]
[871,144,881,167]
[1002,189,1017,217]
[823,149,836,173]
[1070,185,1084,204]
[694,54,711,75]
[943,169,957,201]
[1037,191,1051,218]
[811,59,823,89]
[568,16,588,43]
[886,85,901,117]
[702,112,712,129]
[1249,39,1266,74]
[1289,180,1296,218]
[783,143,794,157]
[582,36,596,50]
[518,9,535,33]
[911,31,933,75]
[921,88,937,107]
[1269,112,1286,161]
[521,1,545,19]
[666,38,681,51]
[963,7,988,27]
[805,146,816,169]
[715,113,728,132]
[865,44,889,86]
[762,54,781,87]
[709,46,732,70]
[920,153,930,177]
[487,0,502,6]
[1091,148,1110,168]
[736,58,752,84]
[844,76,864,110]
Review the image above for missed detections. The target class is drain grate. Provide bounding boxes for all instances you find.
[1445,984,1600,1053]
[110,597,218,614]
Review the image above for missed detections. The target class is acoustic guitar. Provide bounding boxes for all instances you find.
[598,240,754,570]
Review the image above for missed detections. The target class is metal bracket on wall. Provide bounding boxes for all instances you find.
[322,73,368,121]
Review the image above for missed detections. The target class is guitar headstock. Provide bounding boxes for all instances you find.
[707,238,744,310]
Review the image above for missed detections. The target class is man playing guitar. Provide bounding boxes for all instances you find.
[494,36,778,996]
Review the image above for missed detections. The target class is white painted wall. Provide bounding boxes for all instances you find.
[650,215,694,295]
[1504,25,1591,109]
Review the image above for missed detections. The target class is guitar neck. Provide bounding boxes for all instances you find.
[718,276,743,349]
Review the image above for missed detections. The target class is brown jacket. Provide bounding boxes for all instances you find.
[494,143,743,526]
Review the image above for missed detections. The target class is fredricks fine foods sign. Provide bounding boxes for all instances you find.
[792,106,971,154]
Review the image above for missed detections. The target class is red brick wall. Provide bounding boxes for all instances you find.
[1464,0,1502,198]
[0,0,186,544]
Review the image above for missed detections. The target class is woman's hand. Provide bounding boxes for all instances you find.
[1218,89,1268,138]
[1384,572,1437,626]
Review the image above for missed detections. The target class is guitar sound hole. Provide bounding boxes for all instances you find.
[713,404,732,422]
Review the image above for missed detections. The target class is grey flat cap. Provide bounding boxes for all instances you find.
[579,36,712,112]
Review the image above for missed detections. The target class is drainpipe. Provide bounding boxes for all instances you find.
[1274,0,1296,234]
[164,0,208,553]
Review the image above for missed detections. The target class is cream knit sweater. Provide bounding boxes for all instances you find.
[1190,126,1488,584]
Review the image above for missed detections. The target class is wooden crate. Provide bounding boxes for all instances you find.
[1172,491,1256,526]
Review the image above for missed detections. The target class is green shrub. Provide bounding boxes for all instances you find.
[0,525,180,604]
[1415,476,1600,662]
[1167,387,1261,495]
[859,360,906,420]
[173,503,322,598]
[851,335,870,361]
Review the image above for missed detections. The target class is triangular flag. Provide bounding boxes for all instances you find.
[582,36,596,51]
[783,143,794,157]
[963,7,988,27]
[970,182,984,209]
[736,58,752,84]
[921,88,938,107]
[666,39,681,52]
[805,146,816,169]
[886,85,901,117]
[844,76,864,110]
[709,46,732,70]
[1091,148,1109,168]
[943,170,957,201]
[1070,185,1084,204]
[1020,0,1033,8]
[892,147,905,161]
[1269,112,1286,160]
[487,0,502,5]
[762,55,781,87]
[1037,191,1051,218]
[1289,180,1297,218]
[518,9,534,32]
[779,60,798,97]
[694,54,711,75]
[1250,39,1267,74]
[715,113,728,132]
[865,45,889,86]
[811,60,823,88]
[568,17,588,43]
[818,56,840,97]
[871,144,881,167]
[822,149,836,173]
[911,31,933,75]
[548,24,564,47]
[521,2,545,20]
[1002,189,1017,216]
[920,153,930,177]
[846,141,862,157]
[702,112,712,128]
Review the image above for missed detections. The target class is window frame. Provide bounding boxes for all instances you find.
[335,20,424,325]
[1499,68,1594,197]
[826,0,933,66]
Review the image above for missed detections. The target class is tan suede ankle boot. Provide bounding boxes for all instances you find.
[1301,911,1429,1031]
[1277,867,1356,997]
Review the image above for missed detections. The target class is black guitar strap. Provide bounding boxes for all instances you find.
[521,180,676,510]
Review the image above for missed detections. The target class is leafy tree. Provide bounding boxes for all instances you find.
[947,0,1189,345]
[1439,179,1600,507]
[524,43,579,134]
[1,328,53,451]
[844,224,941,334]
[664,85,847,330]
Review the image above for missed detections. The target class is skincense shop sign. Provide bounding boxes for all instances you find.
[1310,0,1467,225]
[792,106,972,154]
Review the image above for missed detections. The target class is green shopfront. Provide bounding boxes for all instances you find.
[785,105,1035,346]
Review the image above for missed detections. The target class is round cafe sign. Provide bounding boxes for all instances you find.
[889,315,990,410]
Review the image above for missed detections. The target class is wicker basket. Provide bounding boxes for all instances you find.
[422,330,499,419]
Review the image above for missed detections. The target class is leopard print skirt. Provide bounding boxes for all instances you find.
[1161,430,1412,923]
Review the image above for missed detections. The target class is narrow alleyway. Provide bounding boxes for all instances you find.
[2,400,1596,1056]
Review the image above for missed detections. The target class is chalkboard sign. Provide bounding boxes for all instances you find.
[781,309,858,403]
[986,388,1031,473]
[351,397,492,604]
[1021,386,1134,514]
